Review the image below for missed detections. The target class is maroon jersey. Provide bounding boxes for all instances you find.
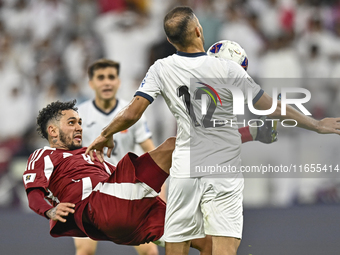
[23,147,168,245]
[23,147,112,205]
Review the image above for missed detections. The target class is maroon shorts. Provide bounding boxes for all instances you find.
[75,152,168,245]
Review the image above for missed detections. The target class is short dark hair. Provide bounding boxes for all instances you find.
[164,6,195,48]
[88,59,120,80]
[37,100,78,140]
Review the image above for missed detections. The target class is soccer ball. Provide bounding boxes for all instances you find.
[207,40,248,71]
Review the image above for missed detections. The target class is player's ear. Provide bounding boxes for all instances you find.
[167,37,173,45]
[195,27,201,38]
[89,79,95,90]
[47,124,58,139]
[117,76,121,87]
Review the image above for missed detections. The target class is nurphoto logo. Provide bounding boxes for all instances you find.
[201,86,311,116]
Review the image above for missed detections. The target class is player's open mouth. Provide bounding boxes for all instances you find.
[74,134,82,142]
[102,88,112,93]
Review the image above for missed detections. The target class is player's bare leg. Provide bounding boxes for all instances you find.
[148,137,176,174]
[191,235,212,255]
[74,238,97,255]
[166,240,191,255]
[212,236,240,255]
[134,242,159,255]
[166,236,212,255]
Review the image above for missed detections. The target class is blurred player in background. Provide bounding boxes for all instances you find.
[76,59,160,255]
[86,7,340,255]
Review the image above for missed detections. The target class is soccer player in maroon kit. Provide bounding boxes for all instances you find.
[22,100,212,253]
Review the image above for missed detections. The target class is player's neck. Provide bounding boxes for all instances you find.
[48,139,69,150]
[177,41,205,54]
[94,98,117,113]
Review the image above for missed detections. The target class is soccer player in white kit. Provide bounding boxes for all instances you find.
[85,7,340,255]
[76,59,159,255]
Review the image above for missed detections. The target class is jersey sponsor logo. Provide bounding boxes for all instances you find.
[209,43,223,53]
[23,173,36,185]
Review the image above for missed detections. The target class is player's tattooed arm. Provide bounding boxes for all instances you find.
[46,203,76,222]
[46,207,57,220]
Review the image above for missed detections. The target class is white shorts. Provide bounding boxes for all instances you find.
[164,176,244,242]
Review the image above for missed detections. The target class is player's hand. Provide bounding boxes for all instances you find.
[85,134,114,163]
[316,117,340,135]
[253,116,278,144]
[46,203,75,223]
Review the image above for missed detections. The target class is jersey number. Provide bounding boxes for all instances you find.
[177,85,219,128]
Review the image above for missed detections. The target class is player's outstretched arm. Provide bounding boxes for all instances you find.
[254,92,340,135]
[85,96,150,162]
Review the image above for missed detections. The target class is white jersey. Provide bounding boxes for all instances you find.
[77,99,152,164]
[136,52,263,178]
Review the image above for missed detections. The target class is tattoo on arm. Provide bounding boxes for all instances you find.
[46,207,57,220]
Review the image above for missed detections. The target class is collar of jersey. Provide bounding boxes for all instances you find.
[92,99,119,116]
[176,51,207,57]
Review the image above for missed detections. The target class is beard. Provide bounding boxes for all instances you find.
[59,130,82,151]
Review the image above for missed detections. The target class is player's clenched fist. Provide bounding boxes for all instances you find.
[46,203,75,223]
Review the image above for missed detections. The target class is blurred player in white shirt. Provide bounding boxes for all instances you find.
[76,59,159,255]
